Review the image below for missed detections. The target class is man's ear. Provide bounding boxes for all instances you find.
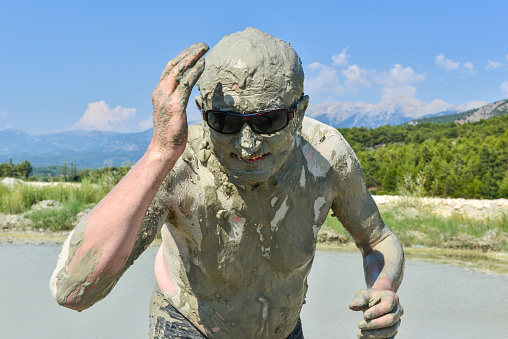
[195,96,202,111]
[292,95,309,134]
[299,95,310,117]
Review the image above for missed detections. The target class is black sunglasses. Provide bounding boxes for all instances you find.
[201,95,304,135]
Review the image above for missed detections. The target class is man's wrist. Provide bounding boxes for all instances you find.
[371,276,398,292]
[146,142,183,165]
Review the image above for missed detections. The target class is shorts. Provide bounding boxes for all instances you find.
[149,284,304,339]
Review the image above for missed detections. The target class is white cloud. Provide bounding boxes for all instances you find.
[332,48,349,66]
[341,65,370,93]
[462,62,476,74]
[304,59,425,102]
[502,82,508,97]
[374,64,425,86]
[74,101,137,132]
[304,62,344,100]
[0,110,9,118]
[463,62,474,70]
[138,119,152,131]
[435,54,460,71]
[486,61,503,70]
[381,86,418,99]
[374,64,425,100]
[485,60,503,69]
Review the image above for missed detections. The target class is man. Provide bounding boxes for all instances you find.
[50,28,404,338]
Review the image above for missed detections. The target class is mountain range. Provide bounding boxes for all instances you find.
[0,129,152,168]
[305,95,487,128]
[0,96,501,168]
[409,98,508,125]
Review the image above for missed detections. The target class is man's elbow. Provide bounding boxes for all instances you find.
[53,295,91,312]
[357,229,399,258]
[49,277,95,312]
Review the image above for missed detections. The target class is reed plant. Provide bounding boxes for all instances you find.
[324,205,508,252]
[0,175,114,230]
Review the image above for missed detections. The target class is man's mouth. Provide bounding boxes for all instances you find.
[233,153,268,163]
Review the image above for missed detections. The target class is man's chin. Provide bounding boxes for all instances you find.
[228,169,276,186]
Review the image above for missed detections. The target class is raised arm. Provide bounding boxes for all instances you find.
[49,42,209,311]
[330,141,404,339]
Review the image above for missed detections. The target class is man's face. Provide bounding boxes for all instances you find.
[196,28,306,183]
[205,95,303,184]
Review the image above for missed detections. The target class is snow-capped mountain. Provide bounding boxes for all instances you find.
[0,97,497,169]
[306,96,487,128]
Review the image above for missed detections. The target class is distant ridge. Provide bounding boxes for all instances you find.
[0,128,152,168]
[305,95,487,128]
[409,98,508,125]
[0,97,504,169]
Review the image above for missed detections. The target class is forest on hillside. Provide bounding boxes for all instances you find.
[2,115,507,200]
[339,114,508,199]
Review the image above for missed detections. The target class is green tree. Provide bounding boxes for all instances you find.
[70,162,77,182]
[382,167,397,192]
[62,162,67,182]
[17,160,32,180]
[7,157,13,177]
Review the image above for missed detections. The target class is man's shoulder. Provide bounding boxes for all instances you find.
[300,117,345,144]
[299,117,360,178]
[168,123,211,178]
[300,117,351,157]
[187,123,208,150]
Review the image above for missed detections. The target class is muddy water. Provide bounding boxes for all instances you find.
[1,245,507,338]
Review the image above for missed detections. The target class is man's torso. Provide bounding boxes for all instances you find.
[152,117,352,338]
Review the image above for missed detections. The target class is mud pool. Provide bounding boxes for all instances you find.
[1,245,507,338]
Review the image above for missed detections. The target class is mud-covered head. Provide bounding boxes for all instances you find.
[197,28,307,185]
[196,27,304,113]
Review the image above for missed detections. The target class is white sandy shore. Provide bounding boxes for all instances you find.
[372,195,507,220]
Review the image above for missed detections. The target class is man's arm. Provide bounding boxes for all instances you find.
[330,141,404,339]
[49,42,209,311]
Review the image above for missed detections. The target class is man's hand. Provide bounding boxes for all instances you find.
[349,288,403,339]
[150,42,209,157]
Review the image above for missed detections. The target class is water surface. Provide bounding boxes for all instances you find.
[1,245,507,338]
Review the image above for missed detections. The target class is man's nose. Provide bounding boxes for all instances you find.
[235,124,262,152]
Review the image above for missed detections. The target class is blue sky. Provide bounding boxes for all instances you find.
[1,0,507,135]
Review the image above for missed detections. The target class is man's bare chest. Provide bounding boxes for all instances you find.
[163,169,334,279]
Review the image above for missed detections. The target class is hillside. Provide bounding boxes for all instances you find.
[306,95,487,128]
[410,98,508,125]
[0,97,504,170]
[339,114,508,199]
[0,128,152,168]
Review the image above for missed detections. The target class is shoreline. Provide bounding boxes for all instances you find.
[3,229,507,276]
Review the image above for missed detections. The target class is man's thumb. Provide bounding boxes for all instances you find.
[349,290,370,311]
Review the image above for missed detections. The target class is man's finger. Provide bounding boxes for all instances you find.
[364,292,399,320]
[357,320,400,339]
[179,58,205,89]
[359,305,402,331]
[153,49,191,104]
[159,47,190,81]
[349,290,371,311]
[174,42,209,82]
[171,58,206,109]
[154,42,209,103]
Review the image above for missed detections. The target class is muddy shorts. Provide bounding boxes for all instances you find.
[149,284,304,339]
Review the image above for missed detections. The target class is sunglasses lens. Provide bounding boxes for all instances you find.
[249,110,289,134]
[207,111,244,134]
[205,109,291,134]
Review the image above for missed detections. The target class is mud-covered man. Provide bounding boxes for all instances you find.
[50,28,404,339]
